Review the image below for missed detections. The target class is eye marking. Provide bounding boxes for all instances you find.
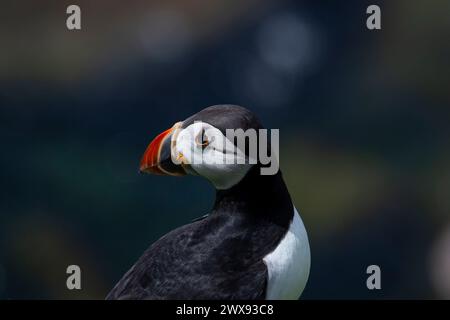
[195,128,210,148]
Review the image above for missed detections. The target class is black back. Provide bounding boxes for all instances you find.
[106,105,293,300]
[106,167,293,300]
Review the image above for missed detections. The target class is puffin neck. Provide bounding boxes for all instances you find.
[212,166,294,228]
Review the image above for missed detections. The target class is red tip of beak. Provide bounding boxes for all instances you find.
[140,127,173,175]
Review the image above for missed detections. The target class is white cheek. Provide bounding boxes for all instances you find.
[193,161,252,190]
[174,123,252,190]
[173,125,201,164]
[192,147,251,190]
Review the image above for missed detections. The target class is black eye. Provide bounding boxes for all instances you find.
[195,129,209,148]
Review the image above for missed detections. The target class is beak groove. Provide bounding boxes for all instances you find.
[139,124,186,176]
[139,127,173,175]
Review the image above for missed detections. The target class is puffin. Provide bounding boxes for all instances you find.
[106,105,310,300]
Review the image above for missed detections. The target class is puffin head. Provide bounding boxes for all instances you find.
[140,105,270,190]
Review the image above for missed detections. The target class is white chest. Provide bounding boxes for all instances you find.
[263,208,311,300]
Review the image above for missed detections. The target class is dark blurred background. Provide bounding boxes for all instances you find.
[0,0,449,299]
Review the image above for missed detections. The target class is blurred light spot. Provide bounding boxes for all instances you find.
[138,9,193,64]
[239,60,293,108]
[258,13,319,75]
[430,224,450,299]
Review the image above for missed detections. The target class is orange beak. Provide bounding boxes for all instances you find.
[140,126,186,176]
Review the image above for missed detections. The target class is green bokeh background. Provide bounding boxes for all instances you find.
[0,0,449,299]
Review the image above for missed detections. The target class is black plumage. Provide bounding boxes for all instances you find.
[106,105,294,300]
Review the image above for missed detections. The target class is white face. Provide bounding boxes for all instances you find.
[171,122,252,190]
